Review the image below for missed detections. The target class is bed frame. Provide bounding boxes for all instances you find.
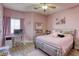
[34,29,76,56]
[35,40,62,56]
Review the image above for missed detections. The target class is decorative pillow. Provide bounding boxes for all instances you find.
[52,32,58,37]
[51,30,59,37]
[58,34,65,38]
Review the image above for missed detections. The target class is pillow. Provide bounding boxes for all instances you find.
[51,30,66,37]
[51,30,59,37]
[52,32,58,37]
[58,34,65,38]
[63,31,71,34]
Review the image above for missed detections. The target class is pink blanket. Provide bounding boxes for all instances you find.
[36,34,73,55]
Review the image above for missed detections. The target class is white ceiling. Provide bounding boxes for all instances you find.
[3,3,79,15]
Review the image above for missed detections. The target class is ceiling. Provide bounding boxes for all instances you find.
[3,3,79,15]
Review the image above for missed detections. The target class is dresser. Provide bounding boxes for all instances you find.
[74,30,79,49]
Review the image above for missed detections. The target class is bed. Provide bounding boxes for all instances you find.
[35,29,76,56]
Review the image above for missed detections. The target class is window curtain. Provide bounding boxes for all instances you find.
[3,16,11,36]
[2,16,11,46]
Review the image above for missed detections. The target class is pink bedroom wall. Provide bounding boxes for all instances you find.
[32,13,47,35]
[0,4,3,46]
[22,13,34,42]
[4,8,47,42]
[47,5,79,40]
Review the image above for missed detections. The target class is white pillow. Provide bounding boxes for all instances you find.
[52,32,58,37]
[51,30,58,37]
[51,30,64,37]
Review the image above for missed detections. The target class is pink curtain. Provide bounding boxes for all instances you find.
[3,17,24,36]
[3,16,11,36]
[2,16,11,46]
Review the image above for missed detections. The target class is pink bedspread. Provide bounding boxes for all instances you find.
[36,34,73,55]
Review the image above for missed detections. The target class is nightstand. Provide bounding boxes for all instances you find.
[75,39,79,49]
[44,30,51,35]
[35,30,44,37]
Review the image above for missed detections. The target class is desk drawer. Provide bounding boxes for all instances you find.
[6,37,12,40]
[5,40,12,48]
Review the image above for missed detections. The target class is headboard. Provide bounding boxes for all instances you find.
[52,28,76,40]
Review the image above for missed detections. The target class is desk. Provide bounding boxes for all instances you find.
[5,35,15,48]
[5,34,23,48]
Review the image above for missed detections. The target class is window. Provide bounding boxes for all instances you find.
[10,18,20,33]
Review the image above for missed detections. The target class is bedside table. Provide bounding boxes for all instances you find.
[45,30,51,35]
[35,30,44,37]
[75,39,79,49]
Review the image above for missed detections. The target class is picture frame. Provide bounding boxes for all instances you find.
[35,22,43,30]
[56,17,66,25]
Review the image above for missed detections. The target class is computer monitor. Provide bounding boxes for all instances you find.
[14,29,23,34]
